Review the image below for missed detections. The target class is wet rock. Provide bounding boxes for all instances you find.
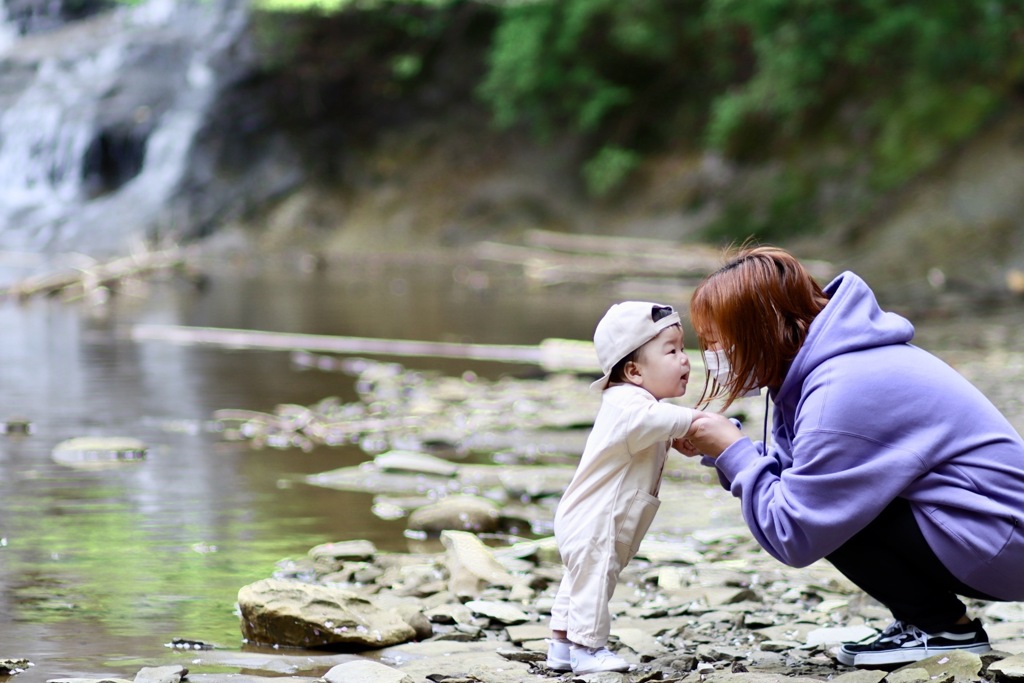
[237,578,416,649]
[371,594,435,640]
[323,660,413,683]
[831,671,887,683]
[496,465,575,498]
[51,436,147,469]
[754,623,817,644]
[805,625,876,648]
[504,622,551,644]
[430,623,484,641]
[408,495,501,534]
[613,626,668,657]
[377,641,532,683]
[424,602,475,625]
[494,536,562,566]
[892,649,983,682]
[374,450,459,477]
[697,644,753,662]
[987,603,1024,623]
[758,639,801,652]
[885,668,931,683]
[440,530,518,599]
[698,673,824,682]
[311,539,379,563]
[384,561,449,598]
[162,651,356,675]
[464,599,529,625]
[496,647,544,664]
[646,652,699,674]
[164,637,216,650]
[635,540,706,565]
[988,654,1024,681]
[133,666,188,683]
[1,418,32,435]
[0,659,31,676]
[309,465,447,497]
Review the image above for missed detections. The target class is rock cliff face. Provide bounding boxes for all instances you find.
[837,104,1024,306]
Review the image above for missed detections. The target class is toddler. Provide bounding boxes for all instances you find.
[547,301,695,674]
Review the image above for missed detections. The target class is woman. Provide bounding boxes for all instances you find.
[681,245,1024,668]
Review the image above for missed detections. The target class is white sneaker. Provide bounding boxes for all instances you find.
[545,639,571,671]
[570,644,630,674]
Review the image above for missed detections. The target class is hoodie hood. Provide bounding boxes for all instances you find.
[777,271,915,403]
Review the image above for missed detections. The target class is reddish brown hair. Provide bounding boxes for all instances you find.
[690,245,830,408]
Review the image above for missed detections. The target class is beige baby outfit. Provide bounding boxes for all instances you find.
[550,383,693,647]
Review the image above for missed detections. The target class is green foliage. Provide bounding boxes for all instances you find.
[252,0,1024,212]
[870,80,999,190]
[477,0,719,196]
[478,0,709,141]
[391,53,423,80]
[700,0,1023,182]
[255,0,455,12]
[479,0,1024,202]
[704,167,817,242]
[582,145,640,197]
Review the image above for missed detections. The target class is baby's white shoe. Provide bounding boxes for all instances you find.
[569,644,630,674]
[545,638,571,671]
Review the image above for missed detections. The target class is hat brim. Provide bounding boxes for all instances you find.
[589,373,611,392]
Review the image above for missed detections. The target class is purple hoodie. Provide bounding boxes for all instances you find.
[712,271,1024,600]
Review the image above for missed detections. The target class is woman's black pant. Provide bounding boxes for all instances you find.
[825,497,997,632]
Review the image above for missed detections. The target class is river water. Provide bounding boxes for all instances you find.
[1,251,1023,681]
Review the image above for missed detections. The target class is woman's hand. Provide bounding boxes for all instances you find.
[684,411,744,459]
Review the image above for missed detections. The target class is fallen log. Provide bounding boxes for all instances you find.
[0,247,189,300]
[475,230,835,284]
[524,229,725,272]
[130,323,601,373]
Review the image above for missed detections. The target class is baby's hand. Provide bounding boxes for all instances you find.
[672,436,700,457]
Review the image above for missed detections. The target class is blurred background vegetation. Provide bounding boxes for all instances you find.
[243,0,1024,243]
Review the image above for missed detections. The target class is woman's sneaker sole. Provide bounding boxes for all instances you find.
[854,642,991,667]
[839,618,991,668]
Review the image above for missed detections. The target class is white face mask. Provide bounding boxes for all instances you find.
[702,348,761,398]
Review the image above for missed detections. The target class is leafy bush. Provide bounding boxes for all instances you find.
[582,145,641,197]
[479,0,1024,211]
[478,0,713,195]
[702,0,1024,188]
[252,0,1024,231]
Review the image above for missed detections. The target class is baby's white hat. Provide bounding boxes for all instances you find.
[591,301,680,391]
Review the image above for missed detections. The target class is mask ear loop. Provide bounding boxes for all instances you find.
[762,389,771,447]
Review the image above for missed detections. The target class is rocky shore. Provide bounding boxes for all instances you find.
[10,523,1024,683]
[230,524,1024,683]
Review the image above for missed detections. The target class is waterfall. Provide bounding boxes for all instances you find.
[0,0,260,255]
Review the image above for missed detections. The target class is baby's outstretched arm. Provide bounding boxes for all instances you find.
[672,410,713,456]
[684,411,744,458]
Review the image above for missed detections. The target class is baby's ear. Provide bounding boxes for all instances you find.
[623,359,643,384]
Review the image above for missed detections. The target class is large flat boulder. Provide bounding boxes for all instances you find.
[237,578,416,650]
